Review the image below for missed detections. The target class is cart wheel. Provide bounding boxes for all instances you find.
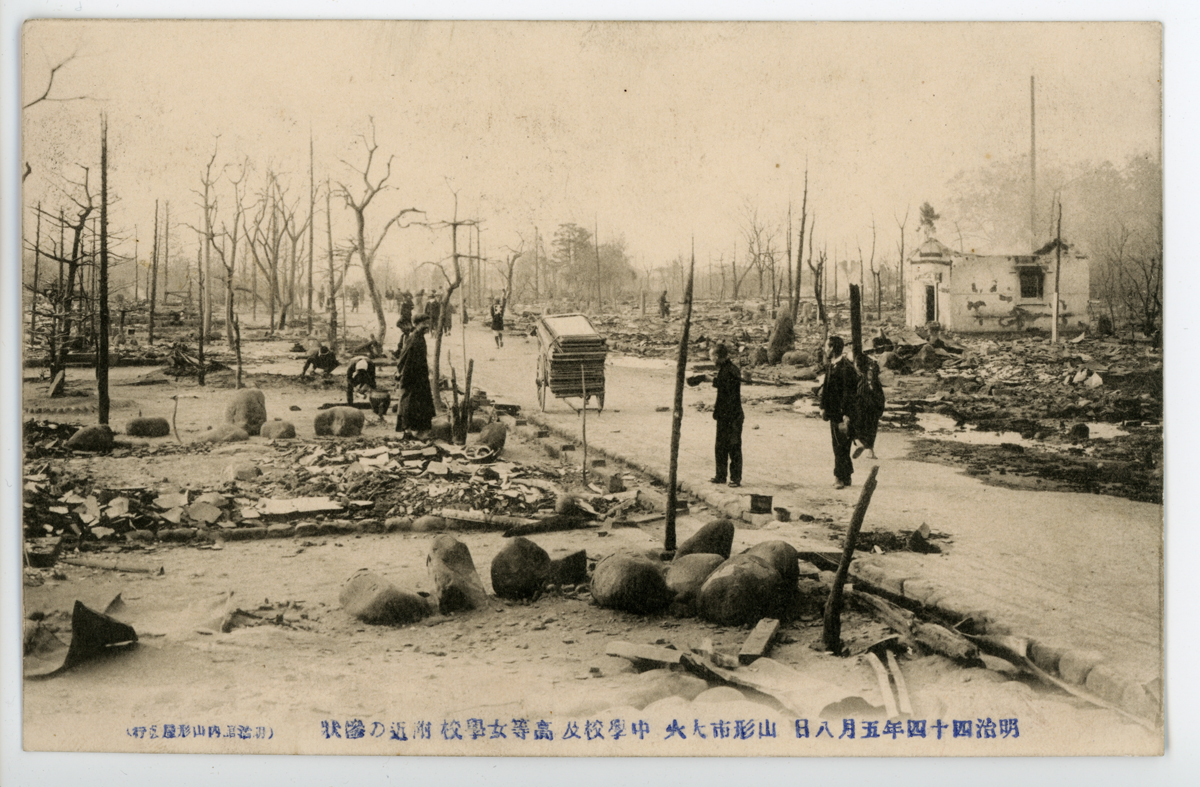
[537,358,547,411]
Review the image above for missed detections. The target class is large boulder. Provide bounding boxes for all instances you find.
[225,389,267,436]
[676,518,735,560]
[744,540,800,585]
[665,553,725,606]
[65,425,114,452]
[781,350,812,367]
[698,553,783,626]
[313,406,365,437]
[196,425,249,444]
[427,535,490,613]
[260,420,297,440]
[126,417,170,438]
[766,312,796,365]
[590,553,672,615]
[549,549,589,586]
[340,570,432,626]
[490,537,551,600]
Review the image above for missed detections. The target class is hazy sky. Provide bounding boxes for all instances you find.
[21,20,1161,279]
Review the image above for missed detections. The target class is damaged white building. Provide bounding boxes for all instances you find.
[904,235,1091,334]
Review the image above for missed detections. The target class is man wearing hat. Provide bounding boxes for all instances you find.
[819,335,859,488]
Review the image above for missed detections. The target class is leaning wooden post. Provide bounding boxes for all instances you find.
[822,464,880,654]
[849,283,863,363]
[665,243,697,552]
[449,365,460,443]
[462,359,474,446]
[233,315,244,390]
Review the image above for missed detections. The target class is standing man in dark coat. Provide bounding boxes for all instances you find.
[395,315,435,434]
[398,291,414,329]
[820,335,859,488]
[426,290,442,336]
[709,342,744,488]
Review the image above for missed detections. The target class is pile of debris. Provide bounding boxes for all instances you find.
[886,333,1162,428]
[22,428,641,547]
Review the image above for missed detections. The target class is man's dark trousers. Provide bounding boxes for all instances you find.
[831,420,854,485]
[715,415,743,484]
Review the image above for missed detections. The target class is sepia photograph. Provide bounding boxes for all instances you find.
[6,6,1183,776]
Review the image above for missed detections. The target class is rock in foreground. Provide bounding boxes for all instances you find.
[313,406,365,437]
[225,389,267,436]
[490,537,550,600]
[340,570,432,625]
[590,553,672,615]
[427,535,490,613]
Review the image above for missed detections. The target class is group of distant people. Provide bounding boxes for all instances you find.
[702,331,886,490]
[298,287,511,437]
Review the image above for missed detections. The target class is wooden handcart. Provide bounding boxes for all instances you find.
[534,313,607,412]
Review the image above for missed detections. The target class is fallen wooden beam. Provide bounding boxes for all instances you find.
[606,641,683,669]
[886,649,914,716]
[434,508,539,530]
[503,516,597,538]
[853,588,977,662]
[61,558,163,575]
[865,651,900,719]
[692,637,739,669]
[912,620,980,663]
[738,618,780,665]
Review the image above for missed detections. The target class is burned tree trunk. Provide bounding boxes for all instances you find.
[665,244,696,552]
[97,115,111,425]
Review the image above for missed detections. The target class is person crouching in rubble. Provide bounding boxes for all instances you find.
[709,342,744,488]
[346,356,392,421]
[851,346,886,461]
[819,335,858,489]
[395,315,435,435]
[301,345,339,379]
[346,356,378,403]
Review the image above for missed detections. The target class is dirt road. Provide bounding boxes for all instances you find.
[18,314,1161,755]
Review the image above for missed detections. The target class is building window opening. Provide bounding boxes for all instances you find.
[1018,267,1044,300]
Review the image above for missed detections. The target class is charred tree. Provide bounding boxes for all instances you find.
[97,115,111,425]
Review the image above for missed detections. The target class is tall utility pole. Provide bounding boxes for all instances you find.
[307,133,315,332]
[163,201,170,311]
[1030,75,1037,252]
[594,218,603,311]
[149,202,159,344]
[533,225,540,301]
